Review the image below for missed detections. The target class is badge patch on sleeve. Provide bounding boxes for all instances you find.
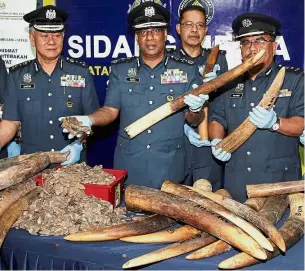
[279,89,292,97]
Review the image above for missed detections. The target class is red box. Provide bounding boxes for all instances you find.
[35,168,127,207]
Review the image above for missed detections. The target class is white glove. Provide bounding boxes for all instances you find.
[60,141,83,166]
[211,138,231,162]
[184,84,209,112]
[184,124,211,147]
[249,106,277,129]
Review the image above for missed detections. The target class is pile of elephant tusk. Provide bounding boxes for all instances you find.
[63,178,304,269]
[0,152,67,247]
[1,154,304,269]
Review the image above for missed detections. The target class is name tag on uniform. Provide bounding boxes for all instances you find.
[279,89,292,97]
[230,93,243,98]
[20,84,35,89]
[61,75,86,88]
[161,69,188,84]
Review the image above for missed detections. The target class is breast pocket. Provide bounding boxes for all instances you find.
[121,85,144,108]
[58,87,82,115]
[227,98,247,125]
[18,97,41,119]
[274,97,290,117]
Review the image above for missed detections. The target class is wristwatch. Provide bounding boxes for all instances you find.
[270,117,281,132]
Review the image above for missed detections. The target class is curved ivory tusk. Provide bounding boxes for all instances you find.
[0,189,38,247]
[215,67,285,153]
[162,181,273,251]
[64,214,176,242]
[122,232,216,269]
[189,187,286,252]
[0,153,50,191]
[218,193,304,269]
[247,180,304,198]
[120,186,222,244]
[124,50,265,139]
[125,185,267,260]
[187,195,288,260]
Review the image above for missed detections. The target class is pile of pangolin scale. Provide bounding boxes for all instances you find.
[14,163,128,236]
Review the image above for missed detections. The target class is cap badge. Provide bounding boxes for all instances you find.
[46,9,56,20]
[145,6,155,17]
[242,19,252,27]
[192,0,204,8]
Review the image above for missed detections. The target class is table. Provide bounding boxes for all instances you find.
[0,210,303,270]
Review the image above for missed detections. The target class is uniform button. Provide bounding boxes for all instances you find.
[250,103,254,107]
[49,120,53,124]
[50,135,54,139]
[169,89,174,93]
[49,107,52,111]
[177,145,180,149]
[149,100,153,105]
[26,97,30,101]
[128,89,132,92]
[48,93,52,97]
[68,95,72,98]
[233,104,236,108]
[252,87,256,91]
[247,167,252,172]
[150,86,154,90]
[48,79,52,82]
[147,129,152,134]
[51,149,55,152]
[285,167,288,171]
[247,151,251,155]
[147,144,151,149]
[150,75,155,79]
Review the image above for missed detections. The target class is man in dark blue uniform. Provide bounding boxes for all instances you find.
[209,13,304,202]
[172,0,228,190]
[0,5,99,165]
[0,56,21,159]
[60,0,208,188]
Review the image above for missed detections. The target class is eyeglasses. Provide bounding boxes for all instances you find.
[180,21,206,30]
[240,38,274,48]
[136,28,164,37]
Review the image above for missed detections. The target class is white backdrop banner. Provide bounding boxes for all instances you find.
[0,0,36,68]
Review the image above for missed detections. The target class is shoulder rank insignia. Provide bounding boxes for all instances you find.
[169,55,194,65]
[66,57,87,67]
[285,66,303,74]
[9,60,33,73]
[111,56,137,65]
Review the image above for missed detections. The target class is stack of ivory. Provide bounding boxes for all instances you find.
[0,152,67,248]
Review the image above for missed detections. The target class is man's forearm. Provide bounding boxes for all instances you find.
[89,106,119,126]
[209,121,226,140]
[0,120,20,147]
[277,116,304,136]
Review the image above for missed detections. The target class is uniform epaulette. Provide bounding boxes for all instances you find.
[166,48,176,53]
[9,60,32,72]
[169,55,194,65]
[66,57,87,67]
[278,64,303,74]
[111,56,137,65]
